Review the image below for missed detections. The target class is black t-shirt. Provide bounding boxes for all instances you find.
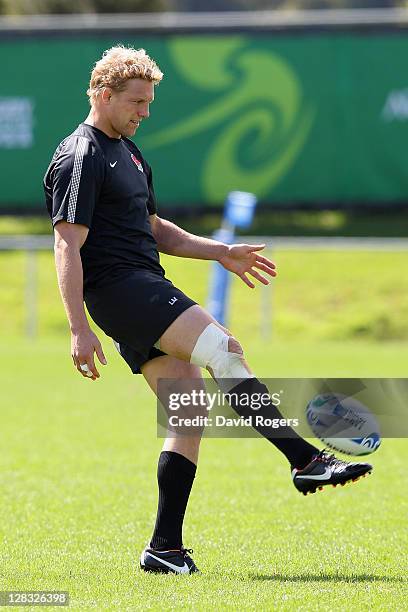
[44,123,164,292]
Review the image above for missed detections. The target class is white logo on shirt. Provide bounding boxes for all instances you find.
[110,161,117,168]
[169,297,178,306]
[131,153,144,172]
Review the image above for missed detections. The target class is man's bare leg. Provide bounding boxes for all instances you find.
[158,304,319,469]
[141,353,205,464]
[158,305,247,369]
[141,354,205,558]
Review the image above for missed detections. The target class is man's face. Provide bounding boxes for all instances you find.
[105,79,154,138]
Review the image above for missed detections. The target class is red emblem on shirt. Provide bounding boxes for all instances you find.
[131,154,144,173]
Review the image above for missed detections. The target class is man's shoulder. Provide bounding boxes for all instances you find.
[51,125,104,163]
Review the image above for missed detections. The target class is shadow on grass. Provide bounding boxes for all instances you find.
[250,573,406,583]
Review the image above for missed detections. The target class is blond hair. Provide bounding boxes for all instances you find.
[87,45,163,105]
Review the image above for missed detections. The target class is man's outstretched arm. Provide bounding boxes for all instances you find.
[150,214,277,288]
[150,214,228,260]
[54,221,107,379]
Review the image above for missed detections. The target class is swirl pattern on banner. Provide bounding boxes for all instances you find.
[144,37,315,202]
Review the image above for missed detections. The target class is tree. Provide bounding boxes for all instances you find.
[1,0,167,14]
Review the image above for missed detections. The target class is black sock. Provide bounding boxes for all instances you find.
[149,451,196,551]
[227,378,319,468]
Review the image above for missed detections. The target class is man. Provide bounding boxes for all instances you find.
[44,46,372,575]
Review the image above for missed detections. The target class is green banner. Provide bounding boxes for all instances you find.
[1,33,408,209]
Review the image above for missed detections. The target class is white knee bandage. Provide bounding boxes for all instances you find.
[190,323,253,389]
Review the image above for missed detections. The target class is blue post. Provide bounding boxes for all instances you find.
[207,227,234,326]
[207,192,257,326]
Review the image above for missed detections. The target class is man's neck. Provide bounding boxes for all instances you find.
[84,110,121,139]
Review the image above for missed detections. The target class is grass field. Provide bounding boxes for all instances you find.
[1,249,408,610]
[2,249,408,342]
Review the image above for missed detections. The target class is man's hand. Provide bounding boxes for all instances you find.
[218,244,277,289]
[71,328,107,381]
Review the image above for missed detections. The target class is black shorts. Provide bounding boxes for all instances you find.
[84,270,197,374]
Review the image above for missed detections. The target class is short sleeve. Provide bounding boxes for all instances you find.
[146,164,157,215]
[51,136,103,228]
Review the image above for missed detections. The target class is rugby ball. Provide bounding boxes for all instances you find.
[305,393,381,456]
